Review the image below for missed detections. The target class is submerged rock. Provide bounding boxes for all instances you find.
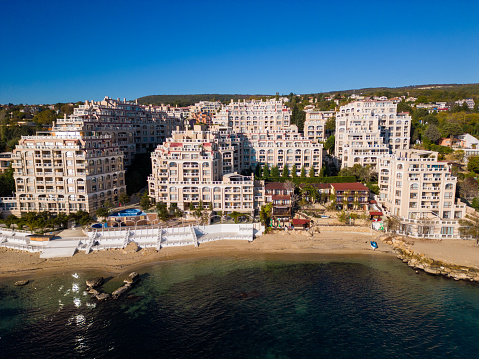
[88,288,100,295]
[96,292,110,301]
[86,277,104,288]
[112,284,131,298]
[123,272,141,284]
[14,280,29,286]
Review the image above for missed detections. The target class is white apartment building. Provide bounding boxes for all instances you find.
[304,110,335,142]
[147,125,323,214]
[148,127,255,215]
[66,96,184,165]
[245,131,323,176]
[12,131,126,215]
[378,149,466,239]
[213,98,292,132]
[335,100,411,169]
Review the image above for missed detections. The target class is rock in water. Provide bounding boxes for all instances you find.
[86,277,104,288]
[95,292,110,301]
[112,284,131,298]
[88,288,100,295]
[124,272,141,284]
[14,280,29,286]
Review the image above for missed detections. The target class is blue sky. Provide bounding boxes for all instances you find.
[1,0,478,104]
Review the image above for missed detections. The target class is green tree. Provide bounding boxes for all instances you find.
[442,122,463,139]
[300,166,307,179]
[309,167,315,178]
[324,135,335,155]
[259,203,273,227]
[325,117,336,131]
[281,164,289,179]
[156,202,169,222]
[119,193,130,205]
[96,207,110,219]
[140,192,151,211]
[291,164,297,180]
[271,165,280,179]
[262,164,270,179]
[467,156,479,173]
[424,124,441,144]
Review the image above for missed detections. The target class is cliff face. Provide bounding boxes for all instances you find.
[381,235,479,282]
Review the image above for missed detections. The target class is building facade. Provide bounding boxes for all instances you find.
[147,127,255,215]
[378,149,466,238]
[11,131,126,215]
[304,110,335,142]
[213,98,292,133]
[64,96,184,166]
[335,100,411,169]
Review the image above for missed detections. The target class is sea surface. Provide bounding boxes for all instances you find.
[1,254,479,358]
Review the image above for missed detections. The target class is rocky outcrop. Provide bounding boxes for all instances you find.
[123,272,140,285]
[86,277,104,288]
[382,235,479,282]
[14,280,29,286]
[112,284,131,298]
[122,242,139,254]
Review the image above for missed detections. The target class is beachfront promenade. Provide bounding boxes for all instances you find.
[0,223,264,258]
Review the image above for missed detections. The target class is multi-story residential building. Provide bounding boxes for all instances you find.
[304,110,335,142]
[455,98,475,109]
[378,149,466,238]
[147,124,324,215]
[335,100,411,169]
[244,131,323,176]
[213,98,292,133]
[11,130,126,215]
[0,152,12,173]
[330,183,370,210]
[147,127,255,216]
[264,182,293,219]
[64,96,184,165]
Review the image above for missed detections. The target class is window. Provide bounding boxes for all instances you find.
[441,227,453,235]
[410,183,418,190]
[396,181,402,187]
[395,190,401,197]
[410,193,417,199]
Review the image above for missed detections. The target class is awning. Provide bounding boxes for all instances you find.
[292,219,311,226]
[369,211,383,216]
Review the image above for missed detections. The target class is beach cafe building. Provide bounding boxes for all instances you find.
[264,182,293,223]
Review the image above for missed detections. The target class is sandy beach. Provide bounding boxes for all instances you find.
[0,227,390,279]
[3,225,479,280]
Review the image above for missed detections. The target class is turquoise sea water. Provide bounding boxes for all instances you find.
[0,254,479,358]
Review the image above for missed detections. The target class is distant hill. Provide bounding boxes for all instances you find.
[137,94,272,107]
[318,83,479,101]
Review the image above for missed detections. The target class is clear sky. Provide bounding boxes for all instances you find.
[1,0,478,104]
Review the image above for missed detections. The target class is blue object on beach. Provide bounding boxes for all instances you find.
[370,241,378,250]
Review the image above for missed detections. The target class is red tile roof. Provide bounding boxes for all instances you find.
[265,182,288,190]
[272,195,291,200]
[331,182,369,191]
[292,219,310,225]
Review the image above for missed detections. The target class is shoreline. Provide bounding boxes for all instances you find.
[0,229,392,280]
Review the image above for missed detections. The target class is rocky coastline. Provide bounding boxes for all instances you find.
[380,235,479,282]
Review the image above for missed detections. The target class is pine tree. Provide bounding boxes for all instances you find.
[271,165,280,179]
[309,167,315,178]
[291,164,297,180]
[300,166,307,179]
[281,164,289,179]
[263,164,270,179]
